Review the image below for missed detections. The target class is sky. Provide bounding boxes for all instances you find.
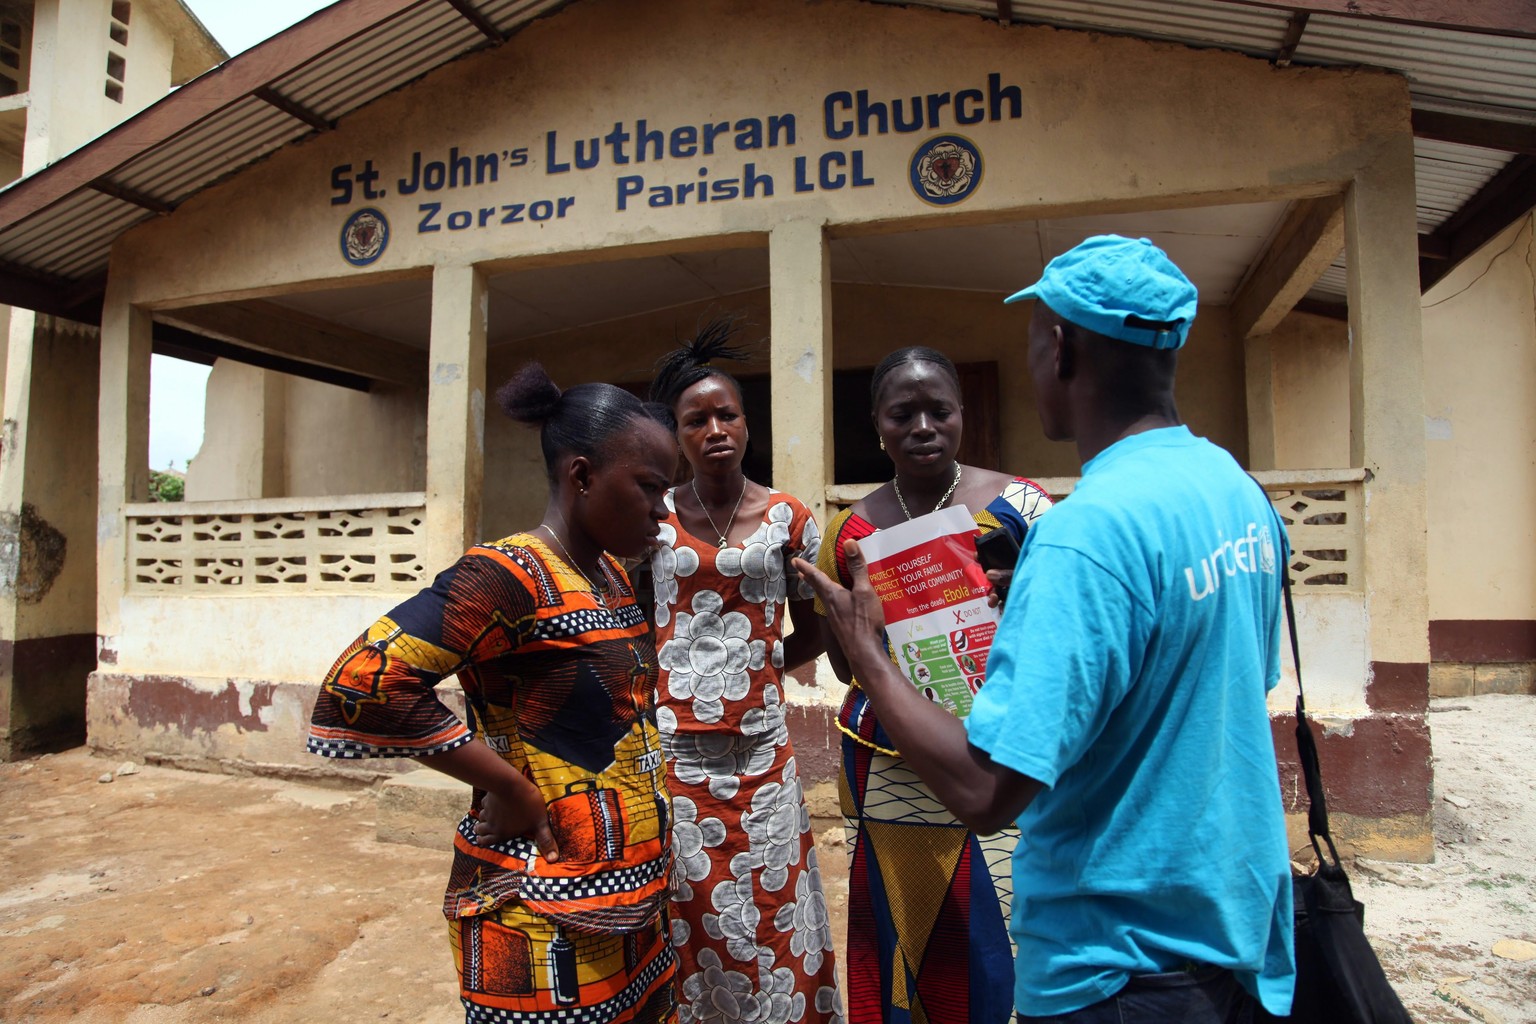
[149,1,334,472]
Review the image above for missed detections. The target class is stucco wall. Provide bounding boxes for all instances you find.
[185,361,277,500]
[15,318,99,640]
[112,593,408,680]
[0,304,11,398]
[187,365,427,500]
[281,377,426,498]
[0,314,99,757]
[1270,310,1351,470]
[1422,213,1536,624]
[25,0,178,173]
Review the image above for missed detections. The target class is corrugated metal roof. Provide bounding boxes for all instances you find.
[1012,0,1293,55]
[277,4,484,118]
[873,0,1293,55]
[1414,139,1513,233]
[1309,259,1348,302]
[0,0,1530,317]
[118,99,311,202]
[1306,137,1517,302]
[0,190,140,278]
[1296,16,1536,124]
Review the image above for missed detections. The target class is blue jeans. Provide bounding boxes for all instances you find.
[1017,965,1256,1024]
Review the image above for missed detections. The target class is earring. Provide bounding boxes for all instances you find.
[879,436,886,451]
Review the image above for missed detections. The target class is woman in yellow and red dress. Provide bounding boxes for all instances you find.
[817,346,1052,1024]
[309,364,680,1024]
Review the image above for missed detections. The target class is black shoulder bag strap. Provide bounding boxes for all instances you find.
[1251,476,1339,867]
[1281,559,1343,869]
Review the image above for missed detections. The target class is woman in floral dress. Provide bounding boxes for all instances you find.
[648,317,844,1024]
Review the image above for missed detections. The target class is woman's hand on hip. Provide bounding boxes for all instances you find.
[475,783,560,862]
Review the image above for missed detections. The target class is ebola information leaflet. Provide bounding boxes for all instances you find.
[857,505,998,719]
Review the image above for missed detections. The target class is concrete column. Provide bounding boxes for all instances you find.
[1345,135,1430,670]
[1328,131,1434,859]
[0,309,38,533]
[768,220,834,527]
[0,307,36,758]
[425,263,487,571]
[97,285,152,645]
[1243,329,1276,471]
[0,307,103,759]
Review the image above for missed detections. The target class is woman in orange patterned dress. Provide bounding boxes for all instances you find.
[647,318,844,1024]
[309,364,680,1024]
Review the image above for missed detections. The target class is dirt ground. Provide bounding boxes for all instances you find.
[2,694,1533,1023]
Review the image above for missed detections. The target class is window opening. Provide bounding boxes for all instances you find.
[105,52,125,103]
[0,17,24,97]
[106,3,129,102]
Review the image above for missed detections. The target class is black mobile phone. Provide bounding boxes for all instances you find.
[975,529,1022,602]
[974,528,1021,574]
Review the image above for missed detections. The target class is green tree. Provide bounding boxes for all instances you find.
[148,467,184,502]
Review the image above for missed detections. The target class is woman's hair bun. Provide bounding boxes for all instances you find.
[497,362,563,425]
[495,363,657,484]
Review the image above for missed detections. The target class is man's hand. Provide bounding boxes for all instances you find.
[796,539,1042,834]
[985,568,1013,609]
[792,539,887,670]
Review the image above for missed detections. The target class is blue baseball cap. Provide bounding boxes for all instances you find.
[1004,235,1198,350]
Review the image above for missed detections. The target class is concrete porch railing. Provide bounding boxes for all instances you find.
[123,492,430,594]
[827,468,1366,593]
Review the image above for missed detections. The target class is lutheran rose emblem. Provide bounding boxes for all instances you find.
[909,134,982,206]
[340,208,389,266]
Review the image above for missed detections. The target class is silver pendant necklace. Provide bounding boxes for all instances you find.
[540,525,610,609]
[690,476,747,548]
[894,464,963,521]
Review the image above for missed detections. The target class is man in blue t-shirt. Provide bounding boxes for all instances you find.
[796,235,1294,1022]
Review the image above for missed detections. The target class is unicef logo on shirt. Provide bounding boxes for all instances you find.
[1184,521,1280,601]
[1258,524,1277,576]
[909,134,982,206]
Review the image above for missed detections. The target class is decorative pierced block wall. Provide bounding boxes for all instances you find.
[1258,479,1363,591]
[830,472,1363,592]
[126,497,429,593]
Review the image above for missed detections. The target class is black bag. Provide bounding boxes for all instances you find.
[1258,540,1412,1024]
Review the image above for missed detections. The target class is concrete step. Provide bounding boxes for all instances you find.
[376,769,470,850]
